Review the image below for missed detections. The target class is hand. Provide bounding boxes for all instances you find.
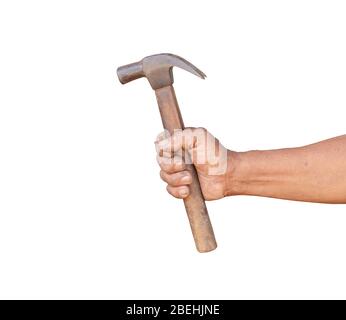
[155,127,232,201]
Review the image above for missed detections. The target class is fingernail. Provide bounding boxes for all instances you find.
[179,189,188,197]
[181,175,191,184]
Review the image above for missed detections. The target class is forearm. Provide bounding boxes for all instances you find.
[227,135,346,203]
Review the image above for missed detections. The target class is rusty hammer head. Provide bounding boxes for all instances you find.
[117,53,206,90]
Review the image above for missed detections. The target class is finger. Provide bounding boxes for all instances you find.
[155,129,186,154]
[155,131,178,158]
[156,127,207,157]
[160,170,192,187]
[156,154,186,173]
[154,130,170,144]
[166,185,190,199]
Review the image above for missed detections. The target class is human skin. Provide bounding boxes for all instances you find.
[155,128,346,204]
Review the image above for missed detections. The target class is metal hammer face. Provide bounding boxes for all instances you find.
[117,53,206,90]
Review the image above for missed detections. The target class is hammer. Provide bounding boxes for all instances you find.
[117,53,217,252]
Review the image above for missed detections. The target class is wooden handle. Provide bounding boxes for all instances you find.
[155,85,217,252]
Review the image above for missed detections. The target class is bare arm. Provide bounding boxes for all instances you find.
[228,135,346,203]
[156,129,346,204]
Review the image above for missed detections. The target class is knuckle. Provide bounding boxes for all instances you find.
[195,127,207,135]
[158,160,166,170]
[156,130,169,141]
[166,185,178,198]
[159,170,166,180]
[181,171,192,184]
[161,171,171,183]
[156,155,166,165]
[160,160,173,172]
[172,174,183,186]
[166,185,172,195]
[183,128,193,137]
[172,173,181,185]
[172,162,182,172]
[163,163,173,173]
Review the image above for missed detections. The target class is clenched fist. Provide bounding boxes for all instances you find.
[155,127,233,200]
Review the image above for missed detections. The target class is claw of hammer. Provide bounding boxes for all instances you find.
[117,53,206,89]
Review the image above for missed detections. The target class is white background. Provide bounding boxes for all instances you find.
[0,0,346,299]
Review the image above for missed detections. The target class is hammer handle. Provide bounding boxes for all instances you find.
[155,85,217,253]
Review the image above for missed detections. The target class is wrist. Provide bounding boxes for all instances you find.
[224,150,244,196]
